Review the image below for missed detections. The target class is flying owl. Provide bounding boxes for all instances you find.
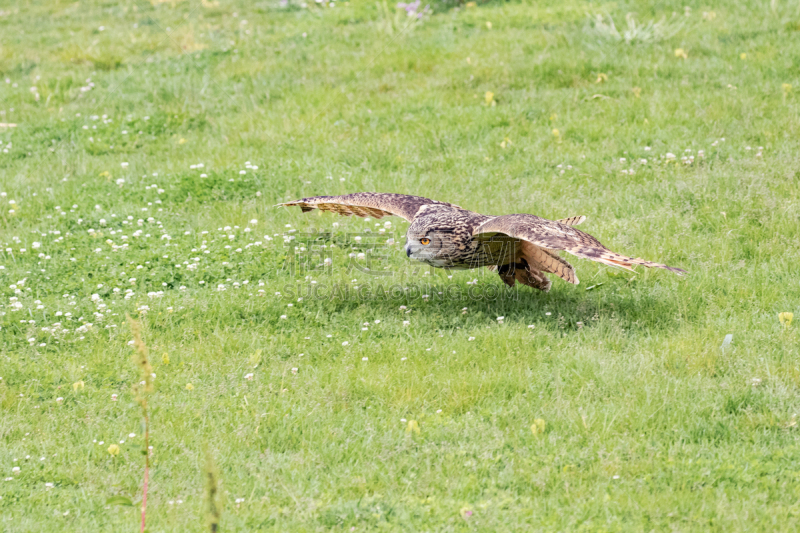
[278,192,685,292]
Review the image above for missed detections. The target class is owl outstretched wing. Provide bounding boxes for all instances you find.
[473,214,686,276]
[277,192,459,222]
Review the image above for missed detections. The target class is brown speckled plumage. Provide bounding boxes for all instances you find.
[279,192,686,292]
[278,193,460,222]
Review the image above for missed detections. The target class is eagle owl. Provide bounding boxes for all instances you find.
[279,192,685,292]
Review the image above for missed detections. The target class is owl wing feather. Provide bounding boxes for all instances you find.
[555,215,586,226]
[473,214,686,276]
[277,192,458,222]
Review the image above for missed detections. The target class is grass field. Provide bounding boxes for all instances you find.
[2,0,800,530]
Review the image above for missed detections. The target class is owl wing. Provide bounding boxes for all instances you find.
[473,214,686,276]
[277,192,459,222]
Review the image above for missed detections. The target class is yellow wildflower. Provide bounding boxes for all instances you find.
[162,353,170,365]
[406,420,420,435]
[595,73,608,84]
[674,48,688,59]
[185,383,194,390]
[108,444,120,456]
[779,312,793,328]
[72,381,85,392]
[740,52,747,60]
[484,91,494,105]
[552,128,560,137]
[485,21,492,29]
[531,418,546,435]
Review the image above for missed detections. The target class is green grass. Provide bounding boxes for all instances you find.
[2,0,800,530]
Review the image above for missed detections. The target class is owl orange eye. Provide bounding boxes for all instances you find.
[420,237,431,245]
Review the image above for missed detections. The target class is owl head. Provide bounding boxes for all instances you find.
[404,224,464,265]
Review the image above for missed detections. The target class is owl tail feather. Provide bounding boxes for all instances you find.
[570,248,687,275]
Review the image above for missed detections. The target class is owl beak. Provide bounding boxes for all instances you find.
[405,245,412,258]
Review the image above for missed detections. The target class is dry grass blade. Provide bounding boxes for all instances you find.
[127,315,153,533]
[204,449,223,532]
